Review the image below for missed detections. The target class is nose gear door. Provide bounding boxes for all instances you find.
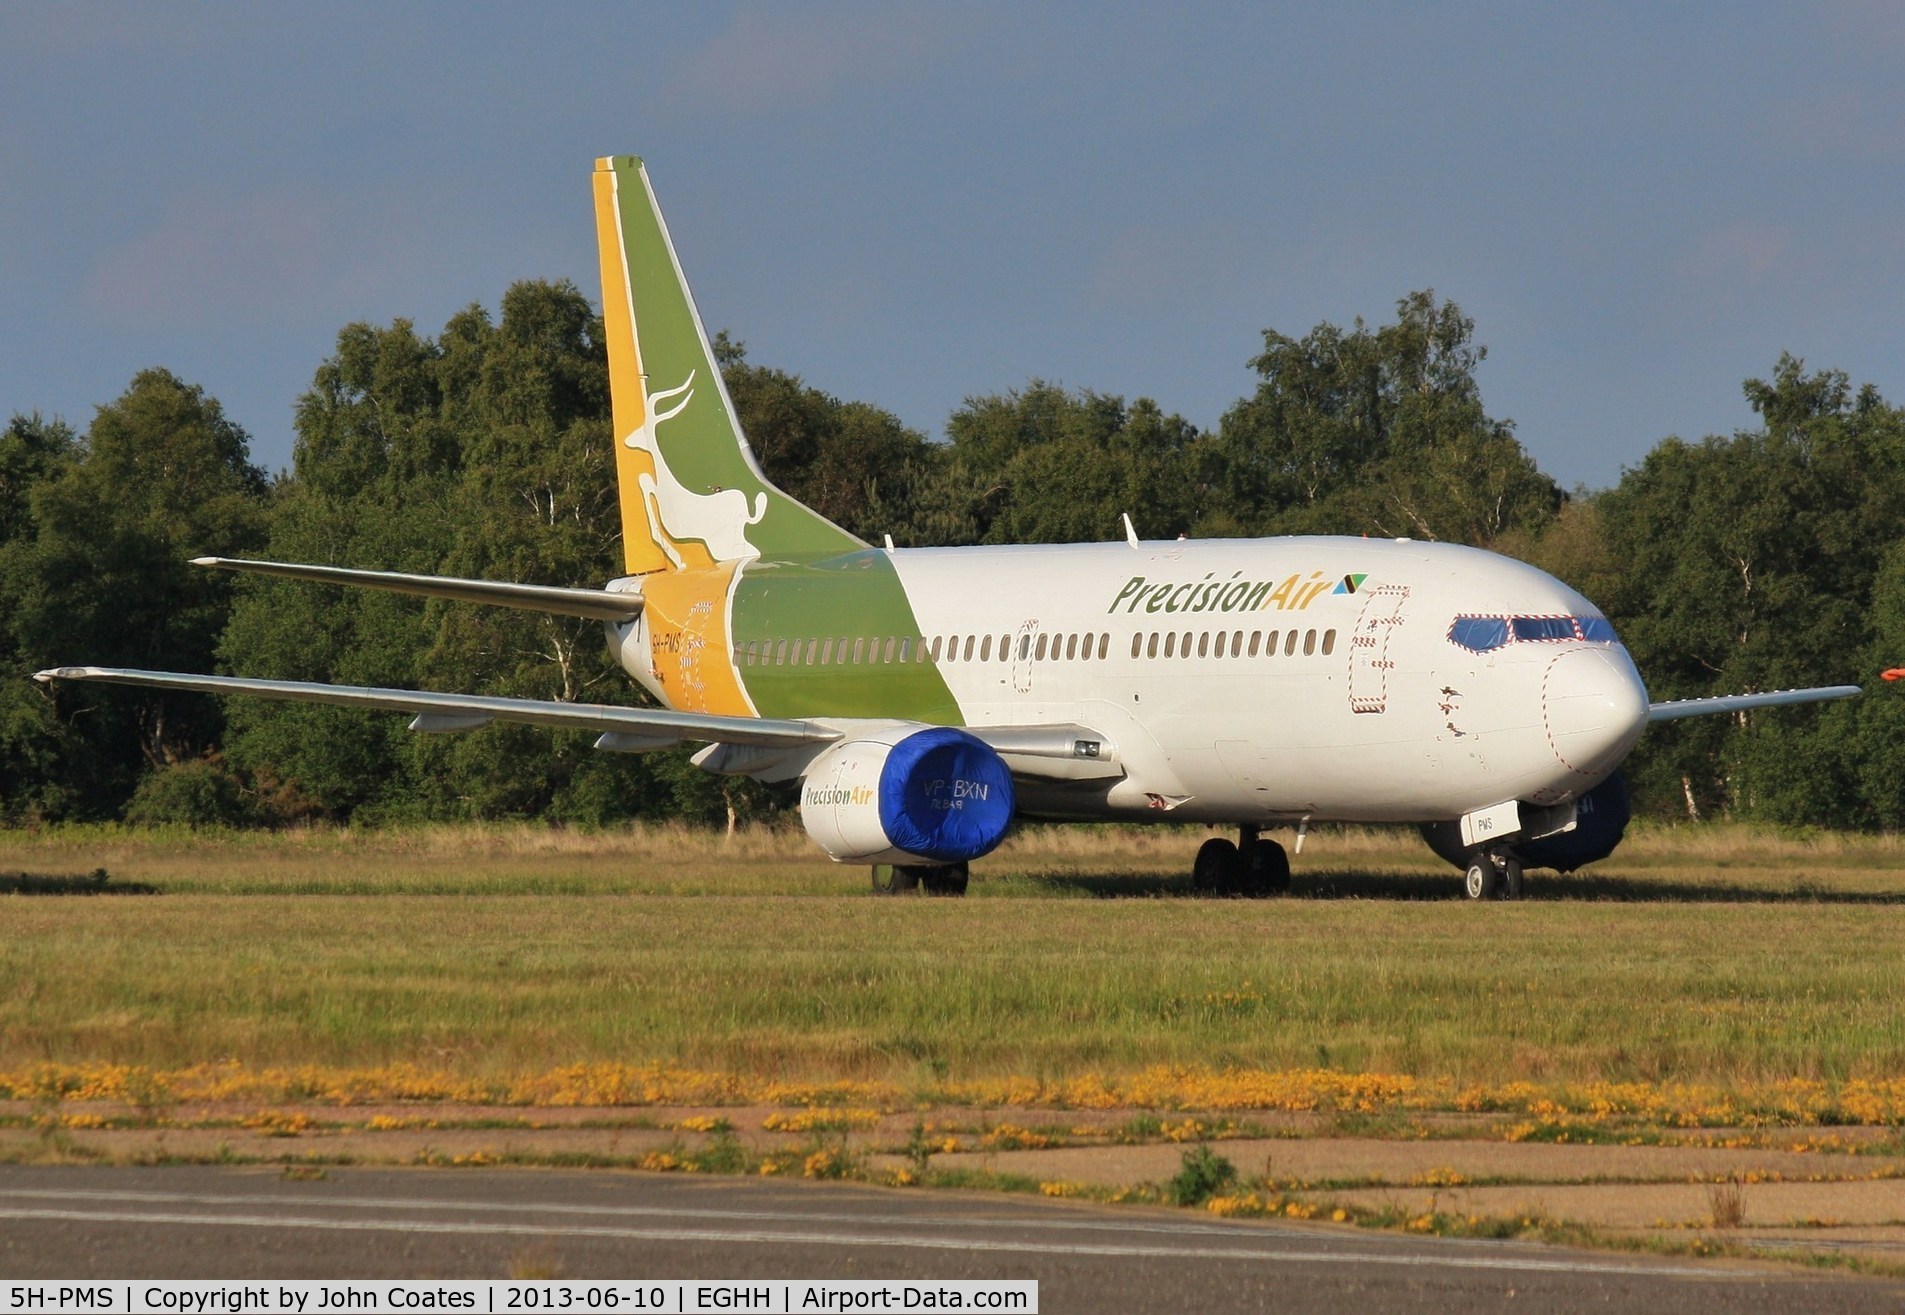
[1348,584,1409,713]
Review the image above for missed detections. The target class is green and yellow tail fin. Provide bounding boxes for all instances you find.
[593,155,864,574]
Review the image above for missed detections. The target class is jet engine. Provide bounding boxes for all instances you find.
[1420,772,1631,873]
[1517,772,1630,872]
[799,726,1016,865]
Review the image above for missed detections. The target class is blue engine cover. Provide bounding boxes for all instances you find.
[1519,772,1630,872]
[878,728,1016,863]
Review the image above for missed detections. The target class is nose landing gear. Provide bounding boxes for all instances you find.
[1462,850,1525,901]
[1192,826,1293,897]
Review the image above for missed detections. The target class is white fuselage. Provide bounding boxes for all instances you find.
[613,536,1651,827]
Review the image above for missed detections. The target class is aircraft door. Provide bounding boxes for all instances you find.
[1348,585,1409,714]
[1012,620,1039,694]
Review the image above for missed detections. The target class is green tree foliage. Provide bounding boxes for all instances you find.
[2,373,267,818]
[218,283,783,825]
[1589,356,1905,822]
[1216,291,1561,544]
[715,333,935,543]
[14,280,1905,837]
[922,382,1216,545]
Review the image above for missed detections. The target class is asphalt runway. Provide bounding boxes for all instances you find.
[0,1166,1899,1314]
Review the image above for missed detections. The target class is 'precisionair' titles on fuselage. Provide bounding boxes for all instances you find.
[1109,569,1367,616]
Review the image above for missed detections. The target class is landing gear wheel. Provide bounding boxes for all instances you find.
[1193,838,1240,894]
[871,864,919,895]
[1501,857,1525,901]
[1240,839,1291,897]
[1463,857,1500,901]
[919,863,970,897]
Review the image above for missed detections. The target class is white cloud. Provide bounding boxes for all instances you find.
[668,2,968,115]
[81,187,459,332]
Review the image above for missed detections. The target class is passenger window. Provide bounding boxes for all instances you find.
[774,640,788,666]
[1066,634,1078,660]
[1266,630,1279,656]
[1248,632,1261,657]
[1181,630,1193,657]
[818,639,833,666]
[1303,629,1316,656]
[1130,633,1142,658]
[852,638,865,664]
[1000,633,1011,660]
[1098,633,1110,659]
[963,635,975,661]
[1147,633,1160,658]
[979,634,992,661]
[1233,629,1244,655]
[898,638,911,663]
[1214,632,1227,658]
[1321,629,1336,656]
[1035,634,1048,661]
[1198,632,1209,658]
[1164,632,1176,658]
[1284,631,1298,657]
[805,639,818,664]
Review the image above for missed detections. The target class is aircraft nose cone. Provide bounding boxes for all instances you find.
[1542,647,1649,778]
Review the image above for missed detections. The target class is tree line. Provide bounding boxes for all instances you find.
[4,279,1901,828]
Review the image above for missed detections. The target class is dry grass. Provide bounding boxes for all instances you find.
[1706,1174,1748,1227]
[3,820,1904,1109]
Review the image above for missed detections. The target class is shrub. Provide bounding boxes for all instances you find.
[1167,1145,1237,1207]
[124,759,251,828]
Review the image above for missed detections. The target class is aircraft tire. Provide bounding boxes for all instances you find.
[1463,857,1500,901]
[1241,839,1291,896]
[872,864,920,895]
[1501,857,1525,901]
[919,863,970,897]
[1194,838,1239,894]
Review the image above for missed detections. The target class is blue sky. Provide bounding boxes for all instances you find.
[4,2,1903,491]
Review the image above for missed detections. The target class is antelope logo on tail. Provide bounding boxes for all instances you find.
[625,369,768,568]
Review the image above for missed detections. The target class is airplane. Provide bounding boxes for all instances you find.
[36,155,1862,900]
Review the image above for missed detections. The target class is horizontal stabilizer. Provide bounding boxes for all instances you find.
[192,557,643,623]
[1647,685,1862,722]
[34,667,830,749]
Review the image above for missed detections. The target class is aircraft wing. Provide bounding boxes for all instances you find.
[192,557,642,623]
[35,666,823,748]
[1647,685,1862,722]
[32,667,1117,770]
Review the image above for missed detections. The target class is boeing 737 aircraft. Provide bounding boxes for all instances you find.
[37,156,1861,899]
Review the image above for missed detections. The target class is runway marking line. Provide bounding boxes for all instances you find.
[0,1197,1771,1283]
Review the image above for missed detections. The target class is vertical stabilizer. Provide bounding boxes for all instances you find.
[593,156,864,573]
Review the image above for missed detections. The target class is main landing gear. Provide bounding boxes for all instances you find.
[1462,850,1525,901]
[1192,825,1292,898]
[872,862,970,897]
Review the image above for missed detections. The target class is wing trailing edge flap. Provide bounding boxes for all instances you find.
[1647,685,1862,722]
[193,557,643,623]
[689,722,1123,785]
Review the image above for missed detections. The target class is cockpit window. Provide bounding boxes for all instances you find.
[1449,616,1509,653]
[1511,616,1579,643]
[1448,614,1621,653]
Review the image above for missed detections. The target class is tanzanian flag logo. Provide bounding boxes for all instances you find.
[1334,574,1367,595]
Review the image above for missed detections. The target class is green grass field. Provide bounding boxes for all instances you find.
[4,821,1904,1096]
